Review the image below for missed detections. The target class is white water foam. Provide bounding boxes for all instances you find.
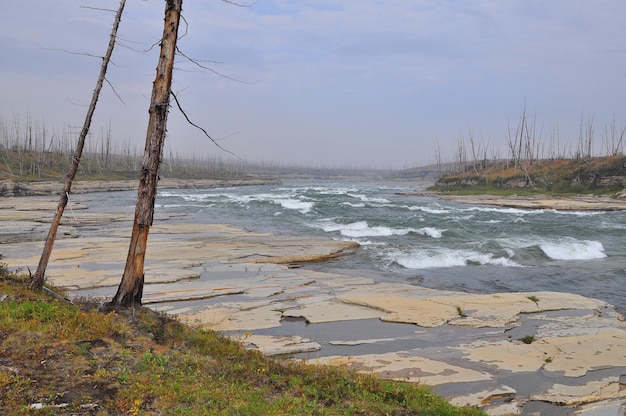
[341,202,366,208]
[551,209,606,217]
[317,220,444,239]
[346,193,391,204]
[417,227,444,238]
[497,236,607,261]
[320,221,407,238]
[391,248,521,269]
[276,198,314,214]
[462,206,536,215]
[408,205,451,214]
[539,239,606,260]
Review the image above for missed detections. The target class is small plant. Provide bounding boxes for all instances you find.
[544,357,553,363]
[456,306,467,318]
[520,335,535,344]
[527,295,539,303]
[117,366,131,384]
[77,341,91,356]
[94,368,112,378]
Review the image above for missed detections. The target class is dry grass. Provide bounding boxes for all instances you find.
[432,155,626,196]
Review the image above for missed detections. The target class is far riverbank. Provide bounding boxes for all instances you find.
[401,190,626,211]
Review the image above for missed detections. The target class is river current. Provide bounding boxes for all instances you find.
[99,181,626,312]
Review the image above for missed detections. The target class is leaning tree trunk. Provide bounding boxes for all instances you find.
[30,0,127,291]
[110,0,182,307]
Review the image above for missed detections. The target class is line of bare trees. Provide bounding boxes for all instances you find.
[0,114,258,180]
[0,113,386,180]
[0,114,137,177]
[433,108,626,177]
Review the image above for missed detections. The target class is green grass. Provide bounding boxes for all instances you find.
[0,269,485,415]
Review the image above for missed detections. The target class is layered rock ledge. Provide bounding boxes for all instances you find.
[1,194,625,415]
[0,178,281,197]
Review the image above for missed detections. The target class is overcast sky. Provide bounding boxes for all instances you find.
[1,1,625,168]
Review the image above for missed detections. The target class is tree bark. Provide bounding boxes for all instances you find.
[30,0,126,291]
[110,0,182,307]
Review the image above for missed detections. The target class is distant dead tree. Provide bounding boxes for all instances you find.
[109,0,183,307]
[577,113,595,159]
[602,115,626,156]
[30,0,126,291]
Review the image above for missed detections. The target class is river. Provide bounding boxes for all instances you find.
[108,181,626,313]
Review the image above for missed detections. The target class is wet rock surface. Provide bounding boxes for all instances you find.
[1,194,626,415]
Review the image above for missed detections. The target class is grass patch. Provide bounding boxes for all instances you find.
[520,335,535,345]
[0,268,484,415]
[527,295,539,303]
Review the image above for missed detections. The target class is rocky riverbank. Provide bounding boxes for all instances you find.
[1,193,626,415]
[400,191,626,211]
[0,177,281,197]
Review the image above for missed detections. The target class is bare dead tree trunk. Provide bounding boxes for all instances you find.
[109,0,182,307]
[30,0,126,291]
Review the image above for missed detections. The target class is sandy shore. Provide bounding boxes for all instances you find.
[2,193,626,415]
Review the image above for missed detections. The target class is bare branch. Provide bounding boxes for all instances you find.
[176,47,251,84]
[114,36,150,51]
[222,0,260,7]
[104,77,126,105]
[41,46,102,59]
[66,96,90,107]
[79,6,116,13]
[170,91,241,159]
[179,14,189,40]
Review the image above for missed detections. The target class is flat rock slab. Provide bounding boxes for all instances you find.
[341,291,601,328]
[2,194,626,415]
[233,334,321,356]
[312,351,493,386]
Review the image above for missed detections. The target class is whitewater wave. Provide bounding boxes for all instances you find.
[417,227,445,238]
[202,191,316,214]
[341,202,366,208]
[497,236,607,261]
[346,193,391,204]
[276,198,314,213]
[551,210,606,217]
[390,247,521,269]
[539,239,606,260]
[408,205,451,214]
[462,206,537,215]
[316,220,444,239]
